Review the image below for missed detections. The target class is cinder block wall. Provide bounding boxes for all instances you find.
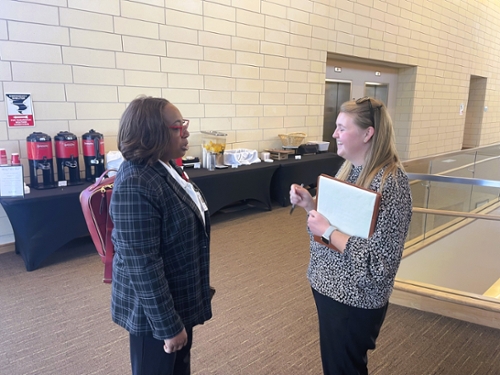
[1,0,500,244]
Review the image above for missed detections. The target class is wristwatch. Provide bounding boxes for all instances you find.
[321,225,337,245]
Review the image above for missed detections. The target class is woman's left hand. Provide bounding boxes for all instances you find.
[307,210,330,237]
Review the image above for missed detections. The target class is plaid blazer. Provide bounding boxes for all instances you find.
[110,160,212,340]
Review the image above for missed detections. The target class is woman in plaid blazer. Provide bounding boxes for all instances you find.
[110,96,212,375]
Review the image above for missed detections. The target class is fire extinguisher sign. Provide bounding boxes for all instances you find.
[5,93,35,127]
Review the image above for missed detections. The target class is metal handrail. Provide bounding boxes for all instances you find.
[412,207,500,222]
[407,172,500,244]
[402,143,500,166]
[407,173,500,188]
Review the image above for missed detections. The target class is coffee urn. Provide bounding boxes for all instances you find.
[55,131,82,185]
[82,129,105,181]
[26,132,56,189]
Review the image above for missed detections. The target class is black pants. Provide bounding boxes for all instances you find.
[129,327,193,375]
[312,288,388,375]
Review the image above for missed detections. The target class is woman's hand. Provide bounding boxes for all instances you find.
[163,328,188,353]
[307,210,330,237]
[289,184,315,212]
[308,210,348,253]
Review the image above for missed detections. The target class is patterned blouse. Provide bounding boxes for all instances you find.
[307,165,413,309]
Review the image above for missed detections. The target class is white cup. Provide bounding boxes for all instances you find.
[260,152,270,160]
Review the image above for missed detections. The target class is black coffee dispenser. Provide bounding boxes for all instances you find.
[55,131,82,185]
[26,132,56,189]
[82,129,105,181]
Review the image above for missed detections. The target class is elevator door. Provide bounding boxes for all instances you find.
[323,81,351,152]
[364,83,389,106]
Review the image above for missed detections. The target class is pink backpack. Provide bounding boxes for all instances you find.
[79,169,116,283]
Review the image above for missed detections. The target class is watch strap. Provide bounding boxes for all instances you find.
[321,225,337,244]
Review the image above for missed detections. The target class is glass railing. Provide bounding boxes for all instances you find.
[404,174,500,246]
[403,144,500,246]
[393,144,500,328]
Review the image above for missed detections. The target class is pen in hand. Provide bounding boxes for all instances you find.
[290,183,304,215]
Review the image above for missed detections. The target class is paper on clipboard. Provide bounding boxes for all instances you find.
[315,174,381,239]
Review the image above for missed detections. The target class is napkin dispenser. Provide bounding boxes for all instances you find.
[297,143,318,155]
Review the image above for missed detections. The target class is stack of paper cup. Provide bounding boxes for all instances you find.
[260,152,270,160]
[0,148,7,165]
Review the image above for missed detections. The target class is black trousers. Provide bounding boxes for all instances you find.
[312,288,388,375]
[129,327,193,375]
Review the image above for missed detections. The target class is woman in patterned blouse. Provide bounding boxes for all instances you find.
[290,97,412,375]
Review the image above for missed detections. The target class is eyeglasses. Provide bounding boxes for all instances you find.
[168,119,189,136]
[355,97,379,127]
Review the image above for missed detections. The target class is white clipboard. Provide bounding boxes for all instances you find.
[314,174,381,248]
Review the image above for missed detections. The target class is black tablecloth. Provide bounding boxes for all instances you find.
[271,153,345,206]
[187,162,280,215]
[0,183,91,271]
[1,153,342,271]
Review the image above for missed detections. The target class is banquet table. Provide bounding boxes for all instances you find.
[187,161,280,215]
[271,152,344,206]
[0,183,91,271]
[1,152,343,271]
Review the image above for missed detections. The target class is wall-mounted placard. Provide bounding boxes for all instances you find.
[5,93,35,127]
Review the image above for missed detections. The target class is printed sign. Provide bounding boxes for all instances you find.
[5,93,35,127]
[0,165,24,197]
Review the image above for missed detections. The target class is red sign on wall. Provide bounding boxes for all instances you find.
[5,93,35,127]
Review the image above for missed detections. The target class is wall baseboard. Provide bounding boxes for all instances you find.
[0,242,15,255]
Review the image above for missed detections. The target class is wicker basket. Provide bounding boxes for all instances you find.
[278,132,307,147]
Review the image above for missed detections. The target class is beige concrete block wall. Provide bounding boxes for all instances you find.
[1,0,500,244]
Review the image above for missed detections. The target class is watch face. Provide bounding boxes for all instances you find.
[321,235,329,245]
